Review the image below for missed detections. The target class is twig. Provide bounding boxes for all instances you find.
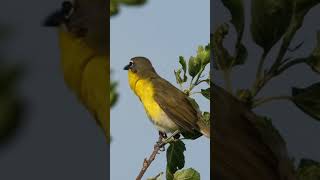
[136,130,180,180]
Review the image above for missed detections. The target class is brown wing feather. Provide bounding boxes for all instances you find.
[152,77,199,133]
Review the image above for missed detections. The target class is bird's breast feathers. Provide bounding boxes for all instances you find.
[128,73,179,132]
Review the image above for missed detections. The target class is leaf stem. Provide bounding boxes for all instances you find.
[223,69,232,93]
[253,96,292,108]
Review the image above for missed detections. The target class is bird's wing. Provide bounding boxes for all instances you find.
[152,78,199,133]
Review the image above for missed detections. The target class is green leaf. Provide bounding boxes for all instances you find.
[297,159,320,180]
[250,0,293,52]
[221,0,245,37]
[290,0,320,33]
[221,0,247,66]
[179,56,187,82]
[173,168,200,180]
[174,69,183,85]
[306,31,320,73]
[201,112,210,126]
[188,56,201,78]
[212,24,235,70]
[166,140,186,180]
[201,88,210,100]
[291,83,320,121]
[196,46,210,67]
[110,80,118,107]
[110,0,119,16]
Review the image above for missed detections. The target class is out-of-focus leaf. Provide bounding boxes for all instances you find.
[221,0,247,66]
[290,0,320,33]
[188,56,201,78]
[222,0,245,37]
[110,80,118,107]
[306,31,320,73]
[166,140,186,180]
[201,88,210,100]
[297,159,320,180]
[110,0,119,16]
[118,0,147,5]
[251,0,293,52]
[0,65,23,144]
[212,23,235,70]
[212,84,296,179]
[173,168,200,180]
[292,83,320,121]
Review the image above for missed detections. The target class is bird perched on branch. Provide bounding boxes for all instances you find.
[124,57,210,139]
[43,0,110,142]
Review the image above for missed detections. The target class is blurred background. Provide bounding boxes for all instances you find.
[110,0,210,179]
[212,0,320,164]
[0,1,108,179]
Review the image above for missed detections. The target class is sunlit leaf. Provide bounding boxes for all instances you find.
[173,168,200,180]
[188,56,201,78]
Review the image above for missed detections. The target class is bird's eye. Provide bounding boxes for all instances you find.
[129,61,134,66]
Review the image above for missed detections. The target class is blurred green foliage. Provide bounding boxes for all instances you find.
[0,26,24,145]
[215,0,320,178]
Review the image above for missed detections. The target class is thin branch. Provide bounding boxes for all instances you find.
[276,58,307,75]
[253,96,292,108]
[256,50,268,79]
[136,130,180,180]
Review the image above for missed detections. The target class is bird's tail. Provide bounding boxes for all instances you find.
[197,120,210,138]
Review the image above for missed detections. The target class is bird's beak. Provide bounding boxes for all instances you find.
[123,63,131,70]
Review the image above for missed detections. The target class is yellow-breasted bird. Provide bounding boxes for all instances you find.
[124,57,210,139]
[43,0,110,142]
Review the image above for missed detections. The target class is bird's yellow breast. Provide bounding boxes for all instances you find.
[128,71,162,122]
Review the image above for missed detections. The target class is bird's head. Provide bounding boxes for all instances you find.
[124,57,156,77]
[42,1,74,27]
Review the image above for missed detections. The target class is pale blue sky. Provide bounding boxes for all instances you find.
[110,0,210,179]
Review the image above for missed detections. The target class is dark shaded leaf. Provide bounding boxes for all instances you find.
[251,0,293,52]
[292,83,320,121]
[174,69,183,85]
[166,140,186,180]
[306,31,320,73]
[212,84,296,179]
[212,23,235,70]
[221,0,247,66]
[201,88,210,100]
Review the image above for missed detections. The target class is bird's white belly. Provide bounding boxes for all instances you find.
[148,110,179,133]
